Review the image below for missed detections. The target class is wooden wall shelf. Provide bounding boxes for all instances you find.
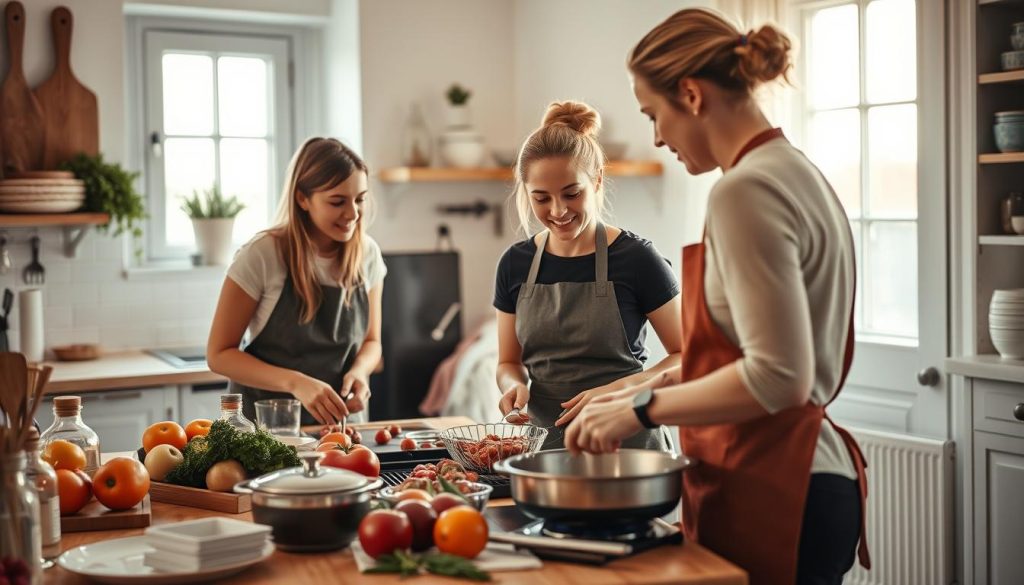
[979,153,1024,164]
[0,213,110,258]
[377,160,664,184]
[979,70,1024,84]
[979,235,1024,246]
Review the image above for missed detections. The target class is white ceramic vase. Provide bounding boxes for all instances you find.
[445,104,471,128]
[192,218,236,266]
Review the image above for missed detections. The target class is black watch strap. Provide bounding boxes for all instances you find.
[632,389,658,429]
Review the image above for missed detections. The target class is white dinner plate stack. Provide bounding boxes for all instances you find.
[0,173,86,213]
[143,517,273,573]
[989,289,1024,359]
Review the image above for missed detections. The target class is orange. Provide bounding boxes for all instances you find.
[319,432,352,448]
[433,505,488,559]
[42,439,88,471]
[142,421,187,453]
[56,469,92,515]
[184,419,213,440]
[394,488,432,502]
[93,457,150,511]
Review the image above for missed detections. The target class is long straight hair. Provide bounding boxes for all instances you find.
[270,137,369,323]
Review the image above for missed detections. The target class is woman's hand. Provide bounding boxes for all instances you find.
[289,373,348,425]
[341,371,371,414]
[498,384,531,424]
[557,383,648,426]
[564,394,642,455]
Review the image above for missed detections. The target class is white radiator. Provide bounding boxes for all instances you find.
[845,428,955,585]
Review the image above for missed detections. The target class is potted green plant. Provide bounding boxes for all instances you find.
[445,83,472,128]
[60,153,147,239]
[180,185,245,266]
[440,83,485,168]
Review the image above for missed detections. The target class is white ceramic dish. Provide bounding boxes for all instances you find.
[273,435,316,450]
[57,535,273,585]
[145,517,271,555]
[143,544,268,573]
[0,200,84,213]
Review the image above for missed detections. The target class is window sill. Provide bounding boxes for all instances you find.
[122,263,226,281]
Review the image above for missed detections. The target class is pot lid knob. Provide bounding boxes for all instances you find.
[299,451,324,478]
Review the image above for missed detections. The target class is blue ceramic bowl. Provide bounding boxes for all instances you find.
[995,121,1024,153]
[1003,50,1024,71]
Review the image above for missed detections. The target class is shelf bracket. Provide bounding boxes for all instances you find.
[61,225,91,258]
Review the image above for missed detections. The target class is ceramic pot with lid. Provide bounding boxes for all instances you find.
[234,452,382,552]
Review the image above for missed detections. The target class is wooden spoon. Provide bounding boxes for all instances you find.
[0,352,28,449]
[18,364,51,445]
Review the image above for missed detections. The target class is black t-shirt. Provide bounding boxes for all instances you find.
[493,230,680,362]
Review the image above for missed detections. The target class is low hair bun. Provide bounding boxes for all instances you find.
[541,101,602,138]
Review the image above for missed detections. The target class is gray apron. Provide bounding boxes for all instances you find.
[515,223,666,451]
[230,276,369,426]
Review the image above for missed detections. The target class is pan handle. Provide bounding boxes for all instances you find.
[233,480,254,495]
[491,458,512,476]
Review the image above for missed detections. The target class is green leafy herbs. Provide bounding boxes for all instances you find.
[437,476,471,504]
[180,184,246,219]
[446,83,472,106]
[60,152,147,240]
[366,550,491,581]
[164,420,300,488]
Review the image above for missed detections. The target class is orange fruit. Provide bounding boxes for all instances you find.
[184,419,213,440]
[142,421,187,453]
[93,457,150,511]
[433,505,488,559]
[42,439,88,471]
[394,488,432,502]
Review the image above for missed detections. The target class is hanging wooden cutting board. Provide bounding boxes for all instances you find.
[34,6,98,170]
[0,1,46,174]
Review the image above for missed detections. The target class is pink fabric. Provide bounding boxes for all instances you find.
[419,324,485,415]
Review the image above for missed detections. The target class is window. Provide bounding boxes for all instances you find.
[141,30,293,261]
[797,0,918,340]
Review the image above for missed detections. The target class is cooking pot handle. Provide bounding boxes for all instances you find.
[491,459,511,476]
[233,480,254,494]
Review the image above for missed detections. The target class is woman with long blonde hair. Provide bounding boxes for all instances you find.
[207,137,385,426]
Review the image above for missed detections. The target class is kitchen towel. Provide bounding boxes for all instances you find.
[351,541,542,573]
[19,288,44,362]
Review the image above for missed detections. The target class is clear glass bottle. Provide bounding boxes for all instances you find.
[39,396,101,476]
[0,452,43,584]
[220,394,256,432]
[24,427,61,566]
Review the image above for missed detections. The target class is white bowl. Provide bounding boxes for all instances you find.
[440,141,487,168]
[273,435,316,450]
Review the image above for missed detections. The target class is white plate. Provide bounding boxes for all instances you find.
[273,435,316,450]
[57,535,273,584]
[0,200,84,213]
[145,517,271,555]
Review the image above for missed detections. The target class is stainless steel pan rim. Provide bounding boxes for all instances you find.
[492,448,696,480]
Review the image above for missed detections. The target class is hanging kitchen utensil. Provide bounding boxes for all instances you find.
[0,1,46,173]
[0,288,12,352]
[34,6,99,169]
[0,352,28,450]
[0,234,11,274]
[23,235,44,285]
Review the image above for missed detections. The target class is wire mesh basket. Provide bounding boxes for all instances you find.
[439,423,548,473]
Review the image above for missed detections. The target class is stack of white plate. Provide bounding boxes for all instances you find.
[143,517,273,573]
[989,289,1024,359]
[0,172,85,213]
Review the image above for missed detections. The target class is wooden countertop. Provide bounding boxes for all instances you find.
[43,350,225,393]
[43,421,747,584]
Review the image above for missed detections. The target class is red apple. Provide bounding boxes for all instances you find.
[395,499,437,551]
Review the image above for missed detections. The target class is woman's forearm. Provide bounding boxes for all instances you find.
[611,354,682,391]
[347,340,382,380]
[207,348,303,394]
[647,362,770,426]
[496,362,529,395]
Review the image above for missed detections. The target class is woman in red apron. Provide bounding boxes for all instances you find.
[564,8,870,585]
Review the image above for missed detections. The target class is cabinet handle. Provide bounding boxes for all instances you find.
[1014,403,1024,422]
[102,392,143,401]
[166,407,173,420]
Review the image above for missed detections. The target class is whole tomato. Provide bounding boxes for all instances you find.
[358,510,413,559]
[142,421,187,453]
[93,457,150,510]
[374,429,392,445]
[320,445,380,477]
[434,505,488,559]
[395,500,437,551]
[400,437,416,451]
[319,432,351,449]
[56,469,92,515]
[42,439,87,471]
[184,419,213,440]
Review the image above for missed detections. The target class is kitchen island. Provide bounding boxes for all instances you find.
[43,417,747,584]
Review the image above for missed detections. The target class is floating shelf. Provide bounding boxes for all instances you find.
[945,354,1024,384]
[979,70,1024,84]
[979,153,1024,164]
[377,160,664,184]
[0,212,110,258]
[980,235,1024,246]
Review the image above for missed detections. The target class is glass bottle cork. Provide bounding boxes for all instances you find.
[24,427,61,565]
[39,396,101,476]
[219,394,256,433]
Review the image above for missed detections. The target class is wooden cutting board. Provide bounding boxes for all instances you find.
[61,494,152,533]
[33,6,98,170]
[0,1,45,174]
[148,481,252,514]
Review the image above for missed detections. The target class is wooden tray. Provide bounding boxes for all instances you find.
[61,494,151,533]
[148,481,251,514]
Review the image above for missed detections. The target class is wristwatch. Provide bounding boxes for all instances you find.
[632,389,658,429]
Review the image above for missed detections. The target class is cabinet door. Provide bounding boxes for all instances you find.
[35,388,179,453]
[974,432,1024,585]
[179,381,230,423]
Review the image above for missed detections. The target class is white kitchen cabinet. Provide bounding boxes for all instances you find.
[35,387,178,452]
[178,380,230,423]
[973,431,1024,585]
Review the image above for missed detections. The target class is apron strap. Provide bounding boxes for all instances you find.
[522,231,549,300]
[595,222,609,297]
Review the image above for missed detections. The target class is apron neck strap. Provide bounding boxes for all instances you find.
[522,230,550,299]
[731,127,785,168]
[594,222,609,297]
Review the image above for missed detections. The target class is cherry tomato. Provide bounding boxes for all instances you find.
[388,424,402,436]
[93,457,150,510]
[420,442,434,449]
[56,469,92,515]
[400,438,416,450]
[42,439,87,471]
[375,429,392,445]
[142,421,187,453]
[358,510,413,559]
[320,445,380,477]
[184,419,212,440]
[434,505,488,559]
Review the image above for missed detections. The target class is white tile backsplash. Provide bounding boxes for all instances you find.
[0,227,221,354]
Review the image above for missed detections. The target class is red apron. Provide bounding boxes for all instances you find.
[678,128,870,585]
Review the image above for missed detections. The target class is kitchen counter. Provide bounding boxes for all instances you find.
[43,350,224,394]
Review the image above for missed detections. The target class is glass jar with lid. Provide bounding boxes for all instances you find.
[39,396,101,475]
[1,452,43,584]
[219,394,256,433]
[24,427,60,565]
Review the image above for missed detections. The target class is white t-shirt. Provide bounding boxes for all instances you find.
[703,137,857,479]
[226,232,387,339]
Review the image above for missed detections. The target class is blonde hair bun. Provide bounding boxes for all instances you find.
[735,24,793,84]
[542,101,602,138]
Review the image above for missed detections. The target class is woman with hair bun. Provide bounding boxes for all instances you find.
[493,100,682,451]
[564,8,870,585]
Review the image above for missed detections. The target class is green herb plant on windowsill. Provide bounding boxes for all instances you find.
[180,185,246,266]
